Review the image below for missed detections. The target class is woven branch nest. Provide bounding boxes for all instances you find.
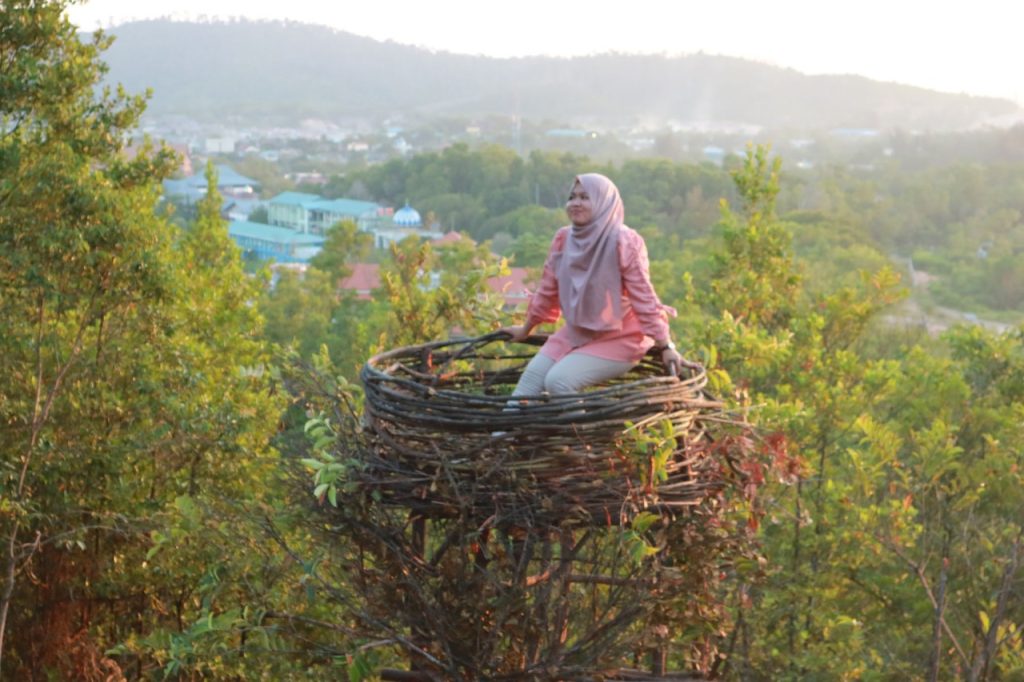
[358,332,735,528]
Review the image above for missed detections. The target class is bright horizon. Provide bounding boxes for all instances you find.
[68,0,1024,106]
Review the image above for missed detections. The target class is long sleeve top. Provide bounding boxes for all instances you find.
[525,226,675,363]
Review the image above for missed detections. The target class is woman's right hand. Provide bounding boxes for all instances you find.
[500,325,531,343]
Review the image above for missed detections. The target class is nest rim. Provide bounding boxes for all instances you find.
[361,331,715,433]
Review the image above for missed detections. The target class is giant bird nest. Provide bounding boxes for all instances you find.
[292,333,759,679]
[358,332,736,529]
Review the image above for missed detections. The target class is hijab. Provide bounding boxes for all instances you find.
[556,173,624,334]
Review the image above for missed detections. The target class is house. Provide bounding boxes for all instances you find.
[204,137,236,154]
[702,146,726,165]
[163,164,259,203]
[371,226,446,249]
[339,263,381,301]
[337,262,532,309]
[433,231,464,246]
[222,196,265,222]
[487,267,532,308]
[545,128,594,139]
[368,204,446,248]
[287,171,328,186]
[228,220,325,264]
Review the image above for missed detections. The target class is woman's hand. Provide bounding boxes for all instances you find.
[658,346,701,377]
[660,346,685,377]
[500,325,531,343]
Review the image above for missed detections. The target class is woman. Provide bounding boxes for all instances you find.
[502,173,686,397]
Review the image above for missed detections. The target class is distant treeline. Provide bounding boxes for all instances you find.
[303,143,1024,315]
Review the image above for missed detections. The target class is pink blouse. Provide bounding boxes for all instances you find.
[525,226,675,363]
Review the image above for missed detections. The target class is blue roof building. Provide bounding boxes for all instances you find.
[269,191,322,206]
[267,191,383,235]
[229,220,325,263]
[266,192,322,232]
[309,197,381,234]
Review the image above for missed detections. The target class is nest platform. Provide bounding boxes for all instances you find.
[358,333,731,528]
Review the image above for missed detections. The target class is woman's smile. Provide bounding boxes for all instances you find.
[566,182,594,226]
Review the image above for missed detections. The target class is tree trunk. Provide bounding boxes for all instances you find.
[927,556,948,682]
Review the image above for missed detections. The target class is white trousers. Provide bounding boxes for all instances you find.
[511,351,635,397]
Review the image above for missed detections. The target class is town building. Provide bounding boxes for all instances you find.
[228,220,325,264]
[369,203,445,248]
[162,164,259,203]
[267,191,385,235]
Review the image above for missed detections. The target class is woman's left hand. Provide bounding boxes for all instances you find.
[663,348,704,374]
[499,325,531,343]
[660,347,694,377]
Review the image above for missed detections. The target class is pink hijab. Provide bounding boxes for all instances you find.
[557,173,624,334]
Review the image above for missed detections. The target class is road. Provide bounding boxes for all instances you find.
[882,297,1015,336]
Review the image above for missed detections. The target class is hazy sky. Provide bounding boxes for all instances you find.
[68,0,1023,105]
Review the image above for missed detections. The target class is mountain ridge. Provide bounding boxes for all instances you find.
[95,19,1018,130]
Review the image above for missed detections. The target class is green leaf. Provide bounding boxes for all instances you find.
[631,511,660,534]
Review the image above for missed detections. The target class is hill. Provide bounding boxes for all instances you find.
[96,19,1018,131]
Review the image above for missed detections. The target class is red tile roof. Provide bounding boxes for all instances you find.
[338,263,534,307]
[488,267,533,306]
[433,231,464,245]
[339,263,381,300]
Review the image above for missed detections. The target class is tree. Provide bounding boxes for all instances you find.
[0,6,283,677]
[308,218,373,277]
[380,236,508,347]
[681,145,1024,680]
[681,146,908,677]
[262,266,339,359]
[0,1,178,669]
[261,219,381,378]
[706,145,801,331]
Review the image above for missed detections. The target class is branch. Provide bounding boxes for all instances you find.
[380,671,437,682]
[927,557,949,682]
[20,291,97,496]
[973,530,1023,681]
[259,515,448,671]
[261,611,361,638]
[567,574,652,587]
[882,538,969,667]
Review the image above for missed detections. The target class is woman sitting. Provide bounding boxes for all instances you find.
[501,173,687,397]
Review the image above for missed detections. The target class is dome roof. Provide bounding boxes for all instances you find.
[393,203,422,228]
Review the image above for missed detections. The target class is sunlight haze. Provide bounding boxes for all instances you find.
[68,0,1023,105]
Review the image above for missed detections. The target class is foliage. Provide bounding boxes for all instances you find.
[379,235,509,347]
[681,145,1024,680]
[308,218,373,276]
[0,6,304,678]
[253,139,1024,678]
[810,161,1024,316]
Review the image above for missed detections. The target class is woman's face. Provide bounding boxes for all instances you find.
[566,181,593,227]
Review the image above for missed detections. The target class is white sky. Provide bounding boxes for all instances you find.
[68,0,1024,105]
